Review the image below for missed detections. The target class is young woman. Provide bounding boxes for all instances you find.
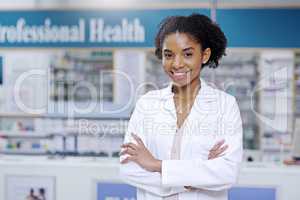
[119,13,243,200]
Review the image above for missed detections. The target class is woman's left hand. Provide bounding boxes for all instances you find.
[120,133,162,173]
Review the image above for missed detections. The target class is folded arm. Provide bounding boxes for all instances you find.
[162,97,243,191]
[119,98,186,197]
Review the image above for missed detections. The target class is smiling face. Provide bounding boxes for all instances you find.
[162,32,211,87]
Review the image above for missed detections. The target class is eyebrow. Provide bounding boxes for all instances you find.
[182,47,194,51]
[163,47,194,53]
[163,49,172,53]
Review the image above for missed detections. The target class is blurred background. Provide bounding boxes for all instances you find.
[0,0,299,200]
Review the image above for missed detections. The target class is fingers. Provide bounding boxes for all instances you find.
[184,186,197,191]
[119,146,137,156]
[120,142,138,157]
[131,133,144,146]
[120,133,144,158]
[218,144,229,154]
[121,133,144,150]
[210,139,225,152]
[120,155,135,164]
[208,144,228,159]
[208,140,229,160]
[121,142,137,150]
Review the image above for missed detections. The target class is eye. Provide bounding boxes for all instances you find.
[164,52,173,59]
[184,52,193,57]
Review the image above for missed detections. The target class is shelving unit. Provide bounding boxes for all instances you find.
[0,115,128,157]
[295,53,300,117]
[0,49,130,158]
[258,51,295,162]
[50,50,114,102]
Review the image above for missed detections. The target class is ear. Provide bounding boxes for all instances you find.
[202,48,211,64]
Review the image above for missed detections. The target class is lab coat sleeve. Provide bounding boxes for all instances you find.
[119,97,186,197]
[161,96,243,191]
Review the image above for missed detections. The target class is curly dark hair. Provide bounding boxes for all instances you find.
[154,13,227,68]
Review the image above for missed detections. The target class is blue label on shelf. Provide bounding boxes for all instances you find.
[96,182,136,200]
[32,143,41,149]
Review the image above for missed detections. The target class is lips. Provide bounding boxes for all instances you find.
[171,69,192,81]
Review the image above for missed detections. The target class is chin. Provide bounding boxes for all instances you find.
[172,79,191,88]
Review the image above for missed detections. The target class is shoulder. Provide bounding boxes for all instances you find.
[217,88,237,105]
[134,86,169,113]
[136,86,169,104]
[200,84,241,126]
[203,82,238,112]
[204,82,237,102]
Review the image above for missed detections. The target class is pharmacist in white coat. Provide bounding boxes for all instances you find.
[119,13,243,200]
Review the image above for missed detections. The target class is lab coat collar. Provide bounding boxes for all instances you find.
[162,78,214,112]
[161,78,208,98]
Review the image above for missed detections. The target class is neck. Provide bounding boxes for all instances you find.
[172,78,201,99]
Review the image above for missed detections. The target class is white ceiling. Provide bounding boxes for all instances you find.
[0,0,300,7]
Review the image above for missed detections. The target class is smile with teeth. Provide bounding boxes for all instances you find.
[171,70,192,80]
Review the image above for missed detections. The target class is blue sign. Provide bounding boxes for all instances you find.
[96,183,276,200]
[229,186,276,200]
[0,9,206,48]
[96,182,137,200]
[0,8,299,48]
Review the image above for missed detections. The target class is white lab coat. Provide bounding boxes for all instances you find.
[119,79,243,200]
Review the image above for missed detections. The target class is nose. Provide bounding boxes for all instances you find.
[172,55,184,69]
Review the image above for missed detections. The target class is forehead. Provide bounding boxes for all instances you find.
[162,32,200,50]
